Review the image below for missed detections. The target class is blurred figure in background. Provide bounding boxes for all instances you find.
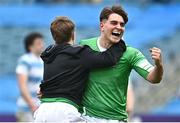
[15,32,44,122]
[126,78,135,121]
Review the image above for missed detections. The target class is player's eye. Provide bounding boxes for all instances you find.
[120,23,125,27]
[110,21,118,26]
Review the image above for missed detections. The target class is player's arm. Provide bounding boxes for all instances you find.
[81,41,126,69]
[16,59,38,112]
[146,47,163,84]
[126,81,134,115]
[17,74,38,112]
[132,47,163,84]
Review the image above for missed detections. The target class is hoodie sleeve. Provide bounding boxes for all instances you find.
[81,41,126,69]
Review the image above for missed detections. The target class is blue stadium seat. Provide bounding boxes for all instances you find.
[0,74,19,114]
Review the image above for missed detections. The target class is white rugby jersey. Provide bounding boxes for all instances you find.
[16,53,43,111]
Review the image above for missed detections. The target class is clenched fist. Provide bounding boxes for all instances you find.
[150,47,162,67]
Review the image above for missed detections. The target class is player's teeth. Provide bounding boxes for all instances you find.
[113,32,120,34]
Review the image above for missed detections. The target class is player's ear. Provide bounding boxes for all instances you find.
[71,32,75,44]
[100,19,107,32]
[100,22,105,32]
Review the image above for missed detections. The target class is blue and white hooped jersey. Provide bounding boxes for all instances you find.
[16,53,43,111]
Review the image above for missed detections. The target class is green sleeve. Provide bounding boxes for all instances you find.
[130,49,154,79]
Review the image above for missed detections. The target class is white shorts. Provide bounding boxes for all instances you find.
[34,102,85,122]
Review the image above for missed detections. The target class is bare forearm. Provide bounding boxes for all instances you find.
[20,84,34,107]
[126,87,134,113]
[147,64,163,84]
[147,47,163,84]
[17,75,36,110]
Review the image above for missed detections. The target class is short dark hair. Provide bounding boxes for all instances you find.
[24,32,43,52]
[50,16,75,44]
[100,5,128,24]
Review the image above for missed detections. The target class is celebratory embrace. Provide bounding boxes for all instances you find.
[34,5,163,122]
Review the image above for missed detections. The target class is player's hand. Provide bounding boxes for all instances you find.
[149,47,162,67]
[37,90,42,99]
[30,105,38,113]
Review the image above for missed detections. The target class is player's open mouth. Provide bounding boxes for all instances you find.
[112,32,122,38]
